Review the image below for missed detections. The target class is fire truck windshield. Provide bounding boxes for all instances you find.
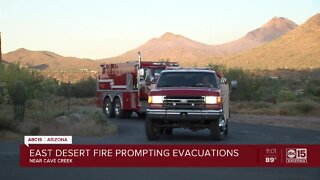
[154,69,163,77]
[144,68,165,82]
[157,71,218,88]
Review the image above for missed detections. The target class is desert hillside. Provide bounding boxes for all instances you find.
[3,48,98,71]
[101,17,297,66]
[101,32,223,66]
[214,17,297,54]
[208,13,320,69]
[3,14,319,73]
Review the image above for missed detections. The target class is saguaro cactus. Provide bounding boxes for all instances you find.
[13,80,26,121]
[0,82,9,105]
[0,32,2,62]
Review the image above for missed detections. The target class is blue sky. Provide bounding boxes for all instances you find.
[0,0,319,59]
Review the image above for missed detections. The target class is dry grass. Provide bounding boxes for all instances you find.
[0,130,21,141]
[231,100,320,131]
[0,97,117,141]
[231,114,320,131]
[231,100,320,117]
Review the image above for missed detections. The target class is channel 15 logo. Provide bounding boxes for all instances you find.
[286,148,307,163]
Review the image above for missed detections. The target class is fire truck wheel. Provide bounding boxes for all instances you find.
[137,112,147,119]
[114,98,131,118]
[145,117,161,140]
[164,128,173,135]
[103,98,114,118]
[209,116,226,140]
[225,123,228,135]
[114,98,123,118]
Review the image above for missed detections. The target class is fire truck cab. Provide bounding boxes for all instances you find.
[96,59,178,118]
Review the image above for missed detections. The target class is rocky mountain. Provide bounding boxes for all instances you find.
[209,13,320,69]
[3,48,98,71]
[101,17,297,66]
[101,32,223,66]
[4,14,318,73]
[214,17,298,54]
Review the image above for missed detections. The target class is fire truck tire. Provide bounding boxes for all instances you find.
[164,128,173,135]
[137,112,147,119]
[103,98,114,118]
[225,123,229,135]
[145,117,161,140]
[114,98,131,118]
[209,116,226,140]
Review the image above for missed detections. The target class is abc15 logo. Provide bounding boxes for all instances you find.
[286,148,307,159]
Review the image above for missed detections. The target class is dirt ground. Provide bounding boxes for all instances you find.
[231,114,320,131]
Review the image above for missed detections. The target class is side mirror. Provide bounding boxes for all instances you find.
[140,80,146,86]
[149,76,155,83]
[220,77,227,84]
[139,69,144,76]
[231,80,238,89]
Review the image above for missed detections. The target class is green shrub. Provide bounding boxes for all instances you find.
[56,76,97,98]
[0,116,18,131]
[294,102,314,114]
[0,64,97,100]
[277,90,296,102]
[304,80,320,97]
[278,101,315,115]
[13,80,26,121]
[0,63,59,102]
[71,76,96,98]
[250,101,272,109]
[0,82,9,104]
[225,69,281,102]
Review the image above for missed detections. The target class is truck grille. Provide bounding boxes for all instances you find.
[163,96,205,109]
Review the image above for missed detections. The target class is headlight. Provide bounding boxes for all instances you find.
[148,96,164,104]
[205,96,222,104]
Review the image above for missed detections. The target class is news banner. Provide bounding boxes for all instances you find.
[20,136,320,167]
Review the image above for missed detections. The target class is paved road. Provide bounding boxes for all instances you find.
[1,116,320,180]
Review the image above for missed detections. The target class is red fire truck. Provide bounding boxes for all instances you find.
[96,53,178,118]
